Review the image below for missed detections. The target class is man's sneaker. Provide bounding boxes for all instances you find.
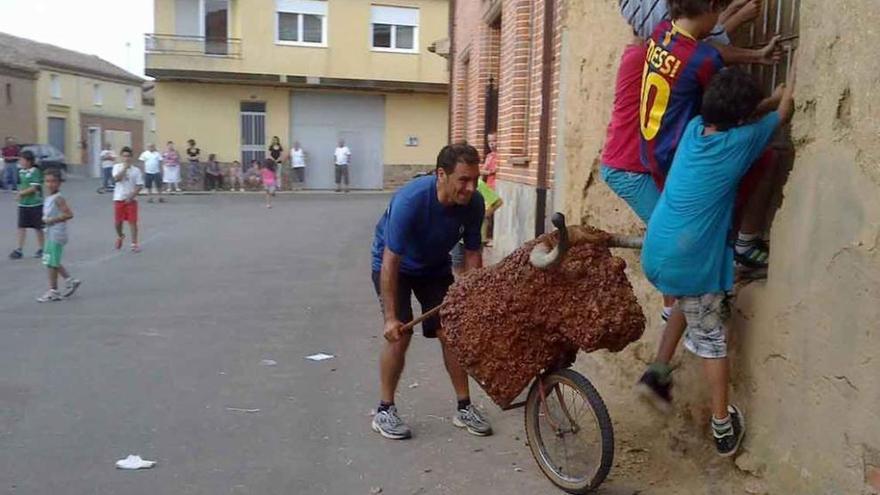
[33,249,43,258]
[713,405,746,457]
[9,248,23,259]
[371,406,412,440]
[114,236,124,250]
[61,279,82,298]
[635,369,673,413]
[453,404,493,436]
[36,289,63,303]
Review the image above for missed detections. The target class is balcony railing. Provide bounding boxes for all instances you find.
[145,34,242,58]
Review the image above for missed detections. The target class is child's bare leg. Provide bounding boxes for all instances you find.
[17,228,26,250]
[130,222,139,245]
[36,229,45,250]
[655,307,687,365]
[58,265,70,280]
[115,222,124,238]
[703,357,730,420]
[48,267,59,290]
[739,172,776,236]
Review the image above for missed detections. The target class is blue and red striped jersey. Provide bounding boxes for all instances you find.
[639,20,724,188]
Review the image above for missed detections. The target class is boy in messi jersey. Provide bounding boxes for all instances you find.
[639,0,781,271]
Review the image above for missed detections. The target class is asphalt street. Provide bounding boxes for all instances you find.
[0,177,641,495]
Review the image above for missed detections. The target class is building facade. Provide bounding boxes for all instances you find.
[450,0,562,254]
[0,45,38,143]
[0,32,144,176]
[147,0,449,190]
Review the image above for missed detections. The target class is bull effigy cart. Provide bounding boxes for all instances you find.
[403,213,645,494]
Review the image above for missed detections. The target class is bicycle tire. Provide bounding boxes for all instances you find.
[524,368,614,494]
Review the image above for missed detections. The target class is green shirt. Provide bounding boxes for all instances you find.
[477,178,500,207]
[18,167,43,207]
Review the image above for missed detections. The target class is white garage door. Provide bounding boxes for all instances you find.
[290,92,385,190]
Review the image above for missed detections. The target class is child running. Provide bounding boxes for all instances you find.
[37,169,81,302]
[113,147,145,252]
[9,150,44,259]
[641,67,795,457]
[261,158,277,208]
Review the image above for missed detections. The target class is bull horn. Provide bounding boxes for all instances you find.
[529,213,569,269]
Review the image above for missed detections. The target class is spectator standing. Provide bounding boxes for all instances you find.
[139,144,164,203]
[162,141,182,194]
[2,137,20,191]
[205,154,223,191]
[185,139,201,189]
[334,139,351,193]
[99,144,116,192]
[481,133,498,190]
[229,160,244,192]
[9,150,44,259]
[112,147,144,252]
[269,136,285,190]
[290,141,306,187]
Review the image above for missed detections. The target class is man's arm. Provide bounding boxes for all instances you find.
[381,248,405,341]
[462,249,483,273]
[113,165,127,182]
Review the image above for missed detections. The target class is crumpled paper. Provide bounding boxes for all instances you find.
[116,455,156,470]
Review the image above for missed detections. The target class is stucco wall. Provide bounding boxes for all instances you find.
[150,0,448,84]
[561,0,880,493]
[0,70,37,143]
[384,92,448,166]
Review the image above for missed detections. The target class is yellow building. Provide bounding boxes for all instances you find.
[147,0,450,189]
[0,32,144,177]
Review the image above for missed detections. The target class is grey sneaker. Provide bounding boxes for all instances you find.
[61,279,82,298]
[36,289,62,303]
[453,405,493,436]
[371,406,412,440]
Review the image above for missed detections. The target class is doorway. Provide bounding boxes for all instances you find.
[88,127,101,178]
[48,117,66,155]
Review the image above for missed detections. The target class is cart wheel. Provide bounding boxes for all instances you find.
[524,368,614,494]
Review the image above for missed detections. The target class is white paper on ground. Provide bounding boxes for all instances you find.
[259,359,278,366]
[305,353,334,361]
[116,455,156,470]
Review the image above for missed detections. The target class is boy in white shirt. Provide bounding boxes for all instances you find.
[334,139,351,193]
[113,147,145,252]
[291,141,306,188]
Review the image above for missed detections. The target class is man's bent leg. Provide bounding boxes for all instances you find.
[440,339,470,401]
[380,333,412,403]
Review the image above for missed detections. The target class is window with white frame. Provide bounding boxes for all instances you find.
[149,111,156,132]
[126,88,135,109]
[276,0,328,46]
[371,5,419,52]
[93,83,103,106]
[50,74,61,99]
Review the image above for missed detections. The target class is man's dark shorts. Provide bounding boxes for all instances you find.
[18,205,43,229]
[371,271,454,338]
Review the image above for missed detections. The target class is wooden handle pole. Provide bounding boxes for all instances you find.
[400,305,444,333]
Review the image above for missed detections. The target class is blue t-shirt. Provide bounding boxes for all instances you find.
[641,112,780,296]
[371,175,485,277]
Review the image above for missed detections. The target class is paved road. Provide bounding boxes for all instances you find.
[0,178,640,495]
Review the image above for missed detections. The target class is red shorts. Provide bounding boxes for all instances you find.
[733,148,776,231]
[114,200,138,224]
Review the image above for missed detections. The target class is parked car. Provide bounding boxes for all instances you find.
[20,144,68,174]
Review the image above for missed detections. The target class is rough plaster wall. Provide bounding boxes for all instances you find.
[562,0,880,492]
[493,180,536,255]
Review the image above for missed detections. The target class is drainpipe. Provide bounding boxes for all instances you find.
[534,0,556,236]
[447,0,456,142]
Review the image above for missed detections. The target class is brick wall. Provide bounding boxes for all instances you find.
[451,0,562,186]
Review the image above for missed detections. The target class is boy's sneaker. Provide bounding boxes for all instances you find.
[713,405,746,457]
[9,248,23,259]
[453,404,493,436]
[371,406,412,440]
[33,249,43,258]
[36,289,63,303]
[636,369,673,413]
[131,244,141,253]
[734,239,769,270]
[114,236,124,250]
[61,279,82,298]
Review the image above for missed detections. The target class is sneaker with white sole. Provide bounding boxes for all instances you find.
[453,404,493,436]
[713,404,746,457]
[371,406,412,440]
[61,279,82,298]
[37,289,63,303]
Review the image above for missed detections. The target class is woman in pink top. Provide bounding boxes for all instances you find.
[261,158,277,209]
[481,132,499,190]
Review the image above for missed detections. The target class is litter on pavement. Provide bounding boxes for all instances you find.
[305,353,335,361]
[225,407,261,413]
[259,359,278,366]
[115,455,156,470]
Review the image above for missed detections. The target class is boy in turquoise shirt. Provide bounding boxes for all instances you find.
[641,67,795,456]
[9,150,44,259]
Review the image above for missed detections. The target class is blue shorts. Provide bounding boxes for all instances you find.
[600,165,660,224]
